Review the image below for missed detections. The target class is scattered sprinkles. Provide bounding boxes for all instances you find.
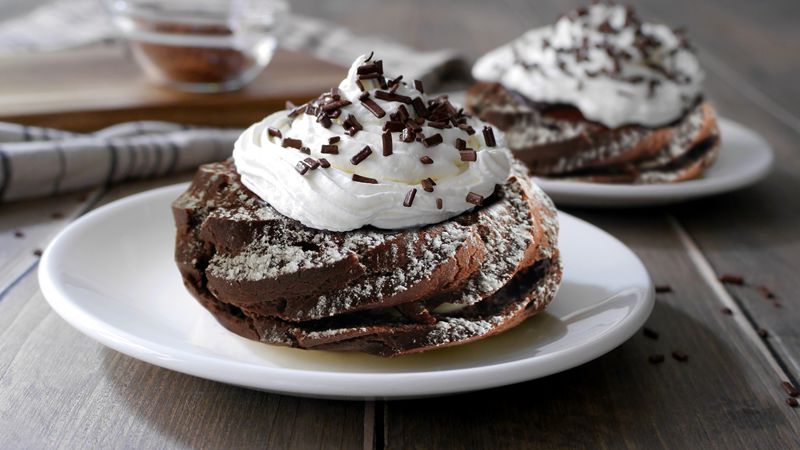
[403,188,417,207]
[350,146,373,165]
[482,126,497,147]
[352,174,378,184]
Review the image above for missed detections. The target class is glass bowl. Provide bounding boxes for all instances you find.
[107,0,289,93]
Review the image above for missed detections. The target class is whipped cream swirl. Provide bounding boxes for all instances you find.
[472,3,704,128]
[234,54,511,232]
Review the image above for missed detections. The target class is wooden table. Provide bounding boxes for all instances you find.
[1,0,799,448]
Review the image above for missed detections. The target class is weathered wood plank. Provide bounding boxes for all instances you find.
[385,213,800,449]
[0,175,366,449]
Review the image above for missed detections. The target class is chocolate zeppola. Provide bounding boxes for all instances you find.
[173,54,562,356]
[468,3,721,183]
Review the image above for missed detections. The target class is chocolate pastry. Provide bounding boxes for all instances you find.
[173,53,562,357]
[173,160,560,357]
[469,3,721,183]
[466,82,721,183]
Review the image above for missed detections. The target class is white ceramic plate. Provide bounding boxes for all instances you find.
[535,118,774,207]
[39,184,654,400]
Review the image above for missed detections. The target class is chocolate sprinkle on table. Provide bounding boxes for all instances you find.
[295,161,309,175]
[655,285,673,293]
[757,329,769,338]
[648,354,665,364]
[455,138,467,150]
[352,174,378,184]
[782,381,799,397]
[403,188,417,207]
[419,156,434,165]
[482,126,497,147]
[382,131,393,156]
[643,327,659,340]
[460,149,477,162]
[351,146,373,165]
[33,249,43,257]
[14,230,24,238]
[756,285,776,299]
[719,274,745,285]
[721,307,733,315]
[318,158,330,168]
[422,133,443,147]
[421,178,435,192]
[787,398,799,408]
[328,136,340,144]
[303,157,320,170]
[282,138,302,149]
[672,351,689,362]
[436,198,443,209]
[321,144,339,154]
[267,127,282,139]
[414,79,424,93]
[466,192,483,205]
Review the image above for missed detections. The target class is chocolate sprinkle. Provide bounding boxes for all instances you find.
[318,158,331,168]
[671,351,689,362]
[403,188,417,207]
[436,198,443,209]
[382,131,393,156]
[787,398,799,408]
[458,123,475,135]
[719,274,744,285]
[282,138,302,149]
[13,230,24,238]
[33,249,43,257]
[320,99,352,111]
[482,126,497,147]
[643,327,659,340]
[350,146,373,165]
[455,138,467,150]
[361,97,386,118]
[419,156,434,165]
[352,173,378,184]
[375,90,412,104]
[414,79,424,93]
[328,136,340,144]
[782,381,800,397]
[655,285,673,293]
[466,192,483,205]
[401,128,415,143]
[295,161,309,175]
[321,144,339,154]
[421,178,435,192]
[757,328,769,338]
[267,127,282,139]
[303,157,320,170]
[459,149,477,162]
[721,307,733,315]
[411,97,429,118]
[299,147,311,155]
[383,121,405,132]
[757,285,776,299]
[422,133,443,148]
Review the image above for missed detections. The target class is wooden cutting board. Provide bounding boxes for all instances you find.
[0,45,344,132]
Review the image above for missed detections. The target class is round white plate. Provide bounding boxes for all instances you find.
[535,118,774,207]
[39,184,654,400]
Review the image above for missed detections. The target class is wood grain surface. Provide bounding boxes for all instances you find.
[1,0,799,449]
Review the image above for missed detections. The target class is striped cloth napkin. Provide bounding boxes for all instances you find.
[0,2,467,203]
